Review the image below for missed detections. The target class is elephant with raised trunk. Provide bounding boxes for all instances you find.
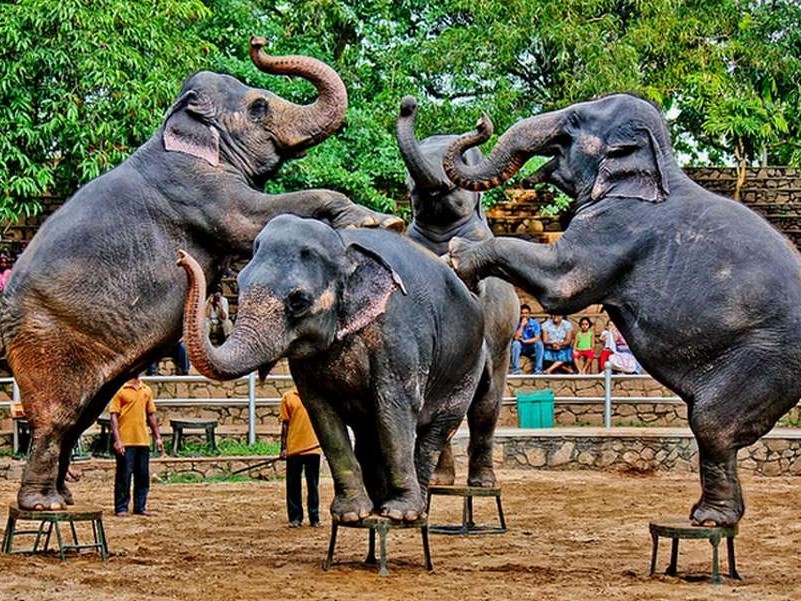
[396,96,518,487]
[178,215,489,522]
[2,37,402,511]
[443,93,801,527]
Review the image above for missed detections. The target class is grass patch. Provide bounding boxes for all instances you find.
[174,439,280,458]
[161,472,255,484]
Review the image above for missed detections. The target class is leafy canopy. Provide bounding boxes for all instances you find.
[1,0,800,222]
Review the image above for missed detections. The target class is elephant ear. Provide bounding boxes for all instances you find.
[162,90,220,166]
[591,126,669,203]
[336,242,407,341]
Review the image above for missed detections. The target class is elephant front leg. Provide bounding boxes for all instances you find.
[690,450,744,527]
[19,423,68,510]
[299,392,372,523]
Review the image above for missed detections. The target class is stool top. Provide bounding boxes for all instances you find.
[336,515,428,529]
[649,517,738,538]
[169,418,219,427]
[428,485,501,496]
[8,504,104,521]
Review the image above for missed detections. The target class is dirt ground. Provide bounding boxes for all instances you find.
[0,469,799,601]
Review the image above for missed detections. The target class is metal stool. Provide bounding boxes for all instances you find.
[322,515,433,576]
[426,485,506,535]
[2,505,108,560]
[169,418,218,454]
[649,518,740,584]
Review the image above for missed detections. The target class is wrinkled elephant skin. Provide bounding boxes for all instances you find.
[179,215,489,522]
[396,96,518,487]
[1,38,401,511]
[444,93,801,527]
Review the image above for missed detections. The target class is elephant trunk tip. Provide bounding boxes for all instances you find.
[176,249,189,267]
[399,96,418,117]
[476,112,494,139]
[250,36,268,51]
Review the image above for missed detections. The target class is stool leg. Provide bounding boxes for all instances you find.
[365,527,377,565]
[209,426,216,451]
[54,521,65,560]
[649,532,659,576]
[667,537,679,576]
[171,428,180,455]
[378,523,389,577]
[322,523,338,570]
[70,519,79,546]
[461,496,469,534]
[466,495,475,529]
[40,521,54,552]
[727,536,740,580]
[710,535,722,585]
[96,518,109,561]
[2,514,15,553]
[421,525,433,572]
[496,494,507,531]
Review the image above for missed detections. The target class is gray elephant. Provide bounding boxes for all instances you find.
[443,93,801,527]
[1,37,402,511]
[178,214,489,522]
[395,96,518,487]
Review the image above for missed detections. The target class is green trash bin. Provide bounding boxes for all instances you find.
[516,389,555,428]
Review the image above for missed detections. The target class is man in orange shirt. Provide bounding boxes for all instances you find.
[110,375,163,517]
[279,388,321,528]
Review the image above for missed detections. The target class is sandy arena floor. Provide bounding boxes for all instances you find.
[0,469,799,600]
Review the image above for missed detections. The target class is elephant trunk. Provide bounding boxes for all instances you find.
[177,251,280,381]
[396,96,443,191]
[443,110,565,191]
[250,36,347,152]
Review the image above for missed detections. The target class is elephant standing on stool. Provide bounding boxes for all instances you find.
[1,37,401,511]
[396,96,518,487]
[178,215,489,522]
[444,93,801,527]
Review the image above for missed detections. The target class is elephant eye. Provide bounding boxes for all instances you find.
[248,98,269,121]
[286,289,313,318]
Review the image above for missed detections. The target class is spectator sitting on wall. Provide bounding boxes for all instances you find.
[542,314,575,374]
[510,304,544,375]
[607,322,639,374]
[146,340,190,376]
[0,254,12,292]
[573,317,596,374]
[205,286,233,343]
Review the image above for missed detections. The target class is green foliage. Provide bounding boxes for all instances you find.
[0,0,212,218]
[1,0,800,222]
[161,472,254,484]
[174,438,280,458]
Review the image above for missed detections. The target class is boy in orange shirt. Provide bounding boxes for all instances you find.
[280,389,321,528]
[110,375,163,517]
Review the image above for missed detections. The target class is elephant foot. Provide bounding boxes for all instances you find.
[379,493,426,522]
[57,481,75,506]
[330,493,372,524]
[428,466,455,487]
[467,465,497,488]
[18,486,67,511]
[690,495,744,528]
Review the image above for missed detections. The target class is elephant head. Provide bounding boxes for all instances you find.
[177,215,406,380]
[442,94,676,208]
[162,36,347,188]
[396,96,485,226]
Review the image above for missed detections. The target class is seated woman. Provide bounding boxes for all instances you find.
[542,314,575,374]
[606,323,639,374]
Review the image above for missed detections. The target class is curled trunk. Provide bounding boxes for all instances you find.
[177,251,274,381]
[443,111,565,191]
[250,36,348,151]
[396,96,443,191]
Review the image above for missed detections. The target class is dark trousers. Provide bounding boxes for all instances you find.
[286,454,321,524]
[114,446,150,514]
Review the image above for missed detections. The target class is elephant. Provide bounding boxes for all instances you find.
[1,37,402,511]
[443,92,801,527]
[177,214,489,522]
[395,96,518,487]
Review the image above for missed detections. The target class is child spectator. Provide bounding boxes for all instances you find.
[573,317,596,373]
[0,254,12,292]
[598,320,616,371]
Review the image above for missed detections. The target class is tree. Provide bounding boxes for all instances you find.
[0,0,212,221]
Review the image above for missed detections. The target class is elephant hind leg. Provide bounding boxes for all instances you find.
[465,358,501,487]
[429,442,456,486]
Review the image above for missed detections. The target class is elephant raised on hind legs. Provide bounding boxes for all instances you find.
[444,93,801,527]
[396,96,518,487]
[1,37,402,511]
